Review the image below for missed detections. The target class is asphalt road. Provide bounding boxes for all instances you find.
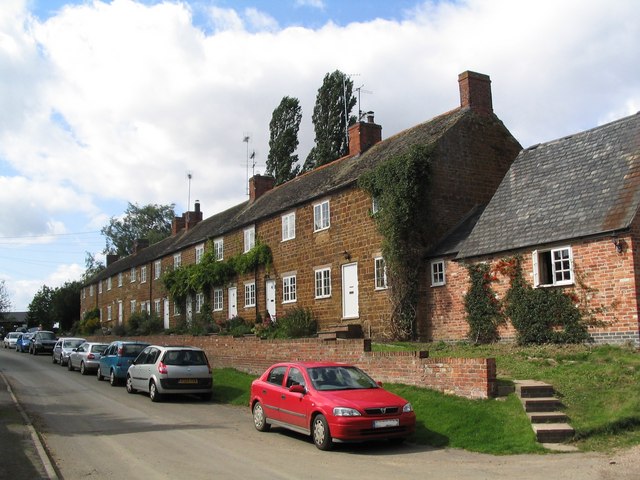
[0,347,638,480]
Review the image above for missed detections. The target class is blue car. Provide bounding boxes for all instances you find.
[97,341,149,386]
[15,333,34,353]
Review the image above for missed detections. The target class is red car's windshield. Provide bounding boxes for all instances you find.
[307,366,379,391]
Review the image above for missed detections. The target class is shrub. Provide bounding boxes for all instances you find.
[273,307,317,339]
[464,263,504,344]
[126,311,164,336]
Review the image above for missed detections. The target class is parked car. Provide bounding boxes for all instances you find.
[68,342,109,375]
[126,345,213,402]
[52,337,86,365]
[250,362,416,450]
[97,341,149,386]
[29,331,58,355]
[3,332,21,349]
[15,333,34,353]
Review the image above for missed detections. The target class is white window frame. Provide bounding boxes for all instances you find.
[195,243,205,264]
[154,260,161,279]
[214,238,224,261]
[98,281,102,294]
[154,298,161,314]
[107,277,112,291]
[283,275,297,303]
[314,268,331,299]
[107,305,112,322]
[213,288,223,312]
[173,253,182,270]
[195,292,205,313]
[130,300,136,313]
[375,257,388,290]
[118,272,123,287]
[372,196,380,214]
[244,226,255,253]
[431,260,446,287]
[533,247,574,287]
[173,301,181,316]
[282,211,296,241]
[313,200,330,232]
[90,285,94,297]
[244,282,256,308]
[130,267,136,283]
[140,265,147,283]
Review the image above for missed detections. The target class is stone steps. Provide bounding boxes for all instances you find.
[317,323,363,340]
[514,380,574,444]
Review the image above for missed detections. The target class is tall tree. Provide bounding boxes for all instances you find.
[83,252,105,282]
[266,96,302,185]
[101,202,175,256]
[27,285,53,329]
[51,281,81,331]
[0,280,10,320]
[303,70,357,171]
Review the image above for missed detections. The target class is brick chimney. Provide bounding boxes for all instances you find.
[348,112,382,156]
[249,175,275,202]
[133,238,149,254]
[106,254,120,266]
[458,71,493,115]
[172,201,203,235]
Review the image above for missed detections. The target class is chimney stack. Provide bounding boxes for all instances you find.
[458,71,493,115]
[348,112,382,156]
[172,201,203,234]
[133,238,149,254]
[249,175,276,202]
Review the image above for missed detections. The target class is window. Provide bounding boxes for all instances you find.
[154,299,161,314]
[533,247,573,286]
[214,238,224,261]
[313,200,330,231]
[107,305,112,322]
[372,196,380,214]
[315,268,331,298]
[174,253,182,270]
[282,212,296,241]
[195,243,205,264]
[90,285,94,297]
[118,272,123,287]
[244,226,255,253]
[213,289,223,312]
[283,275,297,303]
[130,267,136,282]
[130,300,136,313]
[267,366,286,386]
[375,257,388,289]
[107,277,112,290]
[195,292,204,313]
[154,260,162,279]
[140,265,147,283]
[245,282,256,307]
[431,260,445,286]
[140,301,149,313]
[98,281,102,294]
[82,288,86,299]
[173,302,181,316]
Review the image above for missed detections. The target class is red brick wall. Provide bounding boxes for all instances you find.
[424,233,640,345]
[88,334,496,399]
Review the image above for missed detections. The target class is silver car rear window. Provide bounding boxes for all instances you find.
[162,350,207,366]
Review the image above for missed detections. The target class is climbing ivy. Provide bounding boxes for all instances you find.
[464,263,504,344]
[359,144,433,340]
[162,240,272,305]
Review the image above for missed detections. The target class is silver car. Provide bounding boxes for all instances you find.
[68,342,109,375]
[126,345,213,402]
[52,337,86,365]
[3,332,21,349]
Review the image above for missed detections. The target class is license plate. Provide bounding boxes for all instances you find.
[373,418,399,428]
[178,378,198,384]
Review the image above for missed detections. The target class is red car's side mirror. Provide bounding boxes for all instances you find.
[377,381,383,387]
[289,384,306,394]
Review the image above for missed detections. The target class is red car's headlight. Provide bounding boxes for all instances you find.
[333,407,361,417]
[403,403,414,413]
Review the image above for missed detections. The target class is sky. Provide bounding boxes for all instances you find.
[1,0,639,311]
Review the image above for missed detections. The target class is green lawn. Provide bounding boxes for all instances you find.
[212,343,640,454]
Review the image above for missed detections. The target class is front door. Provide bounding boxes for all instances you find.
[186,294,193,324]
[265,280,276,320]
[341,263,359,319]
[163,298,170,329]
[228,287,237,319]
[117,301,123,325]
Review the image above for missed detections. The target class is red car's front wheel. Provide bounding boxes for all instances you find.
[312,414,333,451]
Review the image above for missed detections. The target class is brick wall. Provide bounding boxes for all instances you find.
[88,334,496,399]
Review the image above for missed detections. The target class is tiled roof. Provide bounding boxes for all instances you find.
[427,204,486,257]
[457,112,640,259]
[88,107,469,284]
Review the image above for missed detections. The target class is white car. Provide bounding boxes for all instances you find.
[3,332,21,349]
[126,345,213,402]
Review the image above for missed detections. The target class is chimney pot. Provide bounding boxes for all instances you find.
[458,71,493,115]
[249,175,276,202]
[348,114,382,156]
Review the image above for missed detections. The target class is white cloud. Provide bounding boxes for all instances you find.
[295,0,326,10]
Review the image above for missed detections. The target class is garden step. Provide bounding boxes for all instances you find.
[521,397,563,412]
[318,331,338,340]
[532,423,575,443]
[318,324,363,339]
[515,380,555,398]
[528,411,569,423]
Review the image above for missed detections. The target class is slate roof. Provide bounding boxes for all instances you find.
[457,112,640,259]
[428,204,486,257]
[88,107,470,284]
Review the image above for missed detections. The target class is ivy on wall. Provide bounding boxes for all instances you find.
[359,144,434,340]
[464,263,504,344]
[162,240,272,305]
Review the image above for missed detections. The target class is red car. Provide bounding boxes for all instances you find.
[250,361,416,450]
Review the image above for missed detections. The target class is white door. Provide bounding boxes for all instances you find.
[342,263,359,319]
[117,301,123,325]
[265,280,276,320]
[163,298,170,329]
[186,294,193,324]
[228,287,237,319]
